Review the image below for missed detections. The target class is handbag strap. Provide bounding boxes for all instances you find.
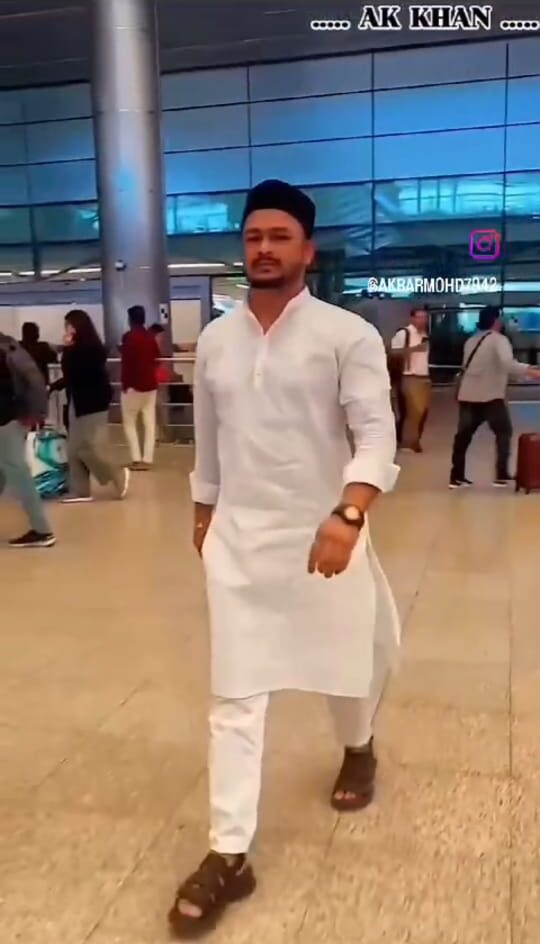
[462,331,491,377]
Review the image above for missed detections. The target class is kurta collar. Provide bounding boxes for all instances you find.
[241,286,311,331]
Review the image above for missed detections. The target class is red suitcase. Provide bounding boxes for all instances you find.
[515,434,540,493]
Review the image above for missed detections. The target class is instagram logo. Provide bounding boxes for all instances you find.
[469,229,501,261]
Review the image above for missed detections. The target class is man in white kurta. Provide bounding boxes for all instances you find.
[169,180,400,938]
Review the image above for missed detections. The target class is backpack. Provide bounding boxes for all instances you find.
[0,345,17,424]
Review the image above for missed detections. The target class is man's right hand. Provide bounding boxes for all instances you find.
[193,504,213,556]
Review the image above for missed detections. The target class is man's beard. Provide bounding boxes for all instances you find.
[248,274,287,289]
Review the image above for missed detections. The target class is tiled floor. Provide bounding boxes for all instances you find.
[1,394,539,943]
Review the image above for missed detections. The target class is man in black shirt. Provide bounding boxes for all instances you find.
[20,322,57,384]
[0,333,55,548]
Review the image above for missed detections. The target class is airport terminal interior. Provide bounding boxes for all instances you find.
[2,1,540,941]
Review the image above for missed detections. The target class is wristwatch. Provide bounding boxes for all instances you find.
[331,504,365,530]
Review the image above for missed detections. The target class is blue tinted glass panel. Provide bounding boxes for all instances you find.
[26,119,94,163]
[163,105,249,152]
[374,41,506,89]
[39,243,102,273]
[0,245,33,270]
[165,149,250,194]
[166,192,246,235]
[29,160,97,203]
[250,93,371,145]
[375,81,505,135]
[505,173,540,215]
[507,77,540,124]
[0,167,28,205]
[0,92,23,125]
[161,68,248,109]
[0,207,31,243]
[306,184,372,226]
[509,38,540,77]
[0,126,25,165]
[22,84,92,121]
[374,220,490,252]
[375,175,504,222]
[252,139,372,186]
[34,203,100,242]
[504,307,540,331]
[506,124,540,172]
[249,55,371,101]
[374,128,505,179]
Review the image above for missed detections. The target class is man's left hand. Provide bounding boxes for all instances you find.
[307,516,360,579]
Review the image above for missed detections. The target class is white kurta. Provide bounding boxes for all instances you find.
[190,288,401,700]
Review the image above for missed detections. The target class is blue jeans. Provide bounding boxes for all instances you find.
[0,421,51,534]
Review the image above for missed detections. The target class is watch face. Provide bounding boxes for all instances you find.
[343,505,362,522]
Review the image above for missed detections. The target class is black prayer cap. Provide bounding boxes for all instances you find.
[241,179,316,237]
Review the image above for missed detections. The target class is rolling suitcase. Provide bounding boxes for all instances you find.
[515,433,540,494]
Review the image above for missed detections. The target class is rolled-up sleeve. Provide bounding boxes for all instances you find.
[496,335,530,381]
[189,338,220,505]
[339,323,399,494]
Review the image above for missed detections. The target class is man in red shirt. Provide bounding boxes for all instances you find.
[120,305,160,470]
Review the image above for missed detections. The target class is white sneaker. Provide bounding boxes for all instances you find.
[61,495,94,504]
[449,478,473,489]
[118,467,130,500]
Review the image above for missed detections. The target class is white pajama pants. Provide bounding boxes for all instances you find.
[121,389,157,464]
[209,642,389,854]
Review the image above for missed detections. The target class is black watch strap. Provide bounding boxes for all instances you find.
[331,504,365,530]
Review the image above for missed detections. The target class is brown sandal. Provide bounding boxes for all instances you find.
[331,740,377,812]
[168,852,257,939]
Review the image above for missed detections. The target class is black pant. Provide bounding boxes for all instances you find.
[451,400,512,481]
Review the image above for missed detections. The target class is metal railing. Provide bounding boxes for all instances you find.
[48,354,196,444]
[46,354,540,439]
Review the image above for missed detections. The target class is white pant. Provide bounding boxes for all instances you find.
[209,642,389,854]
[121,389,157,464]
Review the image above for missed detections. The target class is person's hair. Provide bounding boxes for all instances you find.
[65,309,103,348]
[478,305,500,332]
[149,322,164,335]
[128,304,146,327]
[411,307,427,319]
[22,321,40,344]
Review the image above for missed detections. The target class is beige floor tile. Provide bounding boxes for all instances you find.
[511,779,540,944]
[512,664,540,706]
[338,764,510,856]
[378,702,509,776]
[100,679,209,745]
[0,725,82,800]
[4,398,538,942]
[511,716,540,778]
[403,609,510,665]
[298,842,510,944]
[388,659,509,714]
[511,602,540,677]
[0,805,164,944]
[0,672,139,732]
[34,728,205,820]
[418,568,512,604]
